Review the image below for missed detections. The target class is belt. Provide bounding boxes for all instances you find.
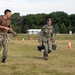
[44,38,51,40]
[0,33,7,35]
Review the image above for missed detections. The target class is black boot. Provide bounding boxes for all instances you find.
[44,56,48,60]
[48,49,52,54]
[2,59,6,63]
[44,52,48,60]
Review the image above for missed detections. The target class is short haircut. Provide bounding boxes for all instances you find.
[4,9,11,15]
[47,18,52,22]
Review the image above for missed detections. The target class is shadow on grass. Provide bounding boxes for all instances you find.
[25,55,43,60]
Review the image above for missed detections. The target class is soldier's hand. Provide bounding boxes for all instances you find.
[4,27,10,30]
[13,32,17,36]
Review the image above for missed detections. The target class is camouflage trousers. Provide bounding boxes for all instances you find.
[0,34,8,60]
[43,40,52,57]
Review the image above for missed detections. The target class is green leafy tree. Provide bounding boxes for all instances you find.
[54,24,59,33]
[59,23,67,33]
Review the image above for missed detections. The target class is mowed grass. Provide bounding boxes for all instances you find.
[9,34,75,40]
[0,36,75,75]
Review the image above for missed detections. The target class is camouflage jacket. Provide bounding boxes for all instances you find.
[38,25,55,43]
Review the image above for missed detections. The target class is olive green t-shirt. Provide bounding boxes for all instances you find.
[0,16,11,33]
[39,25,55,43]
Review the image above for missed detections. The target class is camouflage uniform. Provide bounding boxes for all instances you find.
[0,16,11,61]
[0,34,8,59]
[39,25,55,59]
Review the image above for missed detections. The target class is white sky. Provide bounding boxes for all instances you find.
[0,0,75,16]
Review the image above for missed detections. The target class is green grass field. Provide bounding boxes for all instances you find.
[0,34,75,75]
[9,34,75,40]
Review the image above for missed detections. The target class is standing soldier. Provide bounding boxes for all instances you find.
[0,9,16,63]
[38,18,55,60]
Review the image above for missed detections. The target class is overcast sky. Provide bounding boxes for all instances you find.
[0,0,75,16]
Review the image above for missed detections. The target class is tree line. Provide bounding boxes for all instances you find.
[5,11,75,33]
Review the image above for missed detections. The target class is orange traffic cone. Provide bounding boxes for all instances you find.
[68,40,71,49]
[22,38,25,42]
[30,38,33,42]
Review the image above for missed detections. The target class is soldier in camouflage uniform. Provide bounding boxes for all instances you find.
[39,18,55,60]
[0,9,16,63]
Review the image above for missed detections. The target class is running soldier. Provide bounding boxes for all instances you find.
[0,9,16,63]
[39,18,55,60]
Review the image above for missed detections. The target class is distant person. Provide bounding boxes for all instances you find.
[0,9,16,63]
[38,18,55,60]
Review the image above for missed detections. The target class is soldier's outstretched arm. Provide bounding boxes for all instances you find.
[38,28,44,43]
[51,28,55,43]
[9,27,16,35]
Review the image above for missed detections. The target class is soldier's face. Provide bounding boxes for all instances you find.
[6,12,12,18]
[47,20,52,26]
